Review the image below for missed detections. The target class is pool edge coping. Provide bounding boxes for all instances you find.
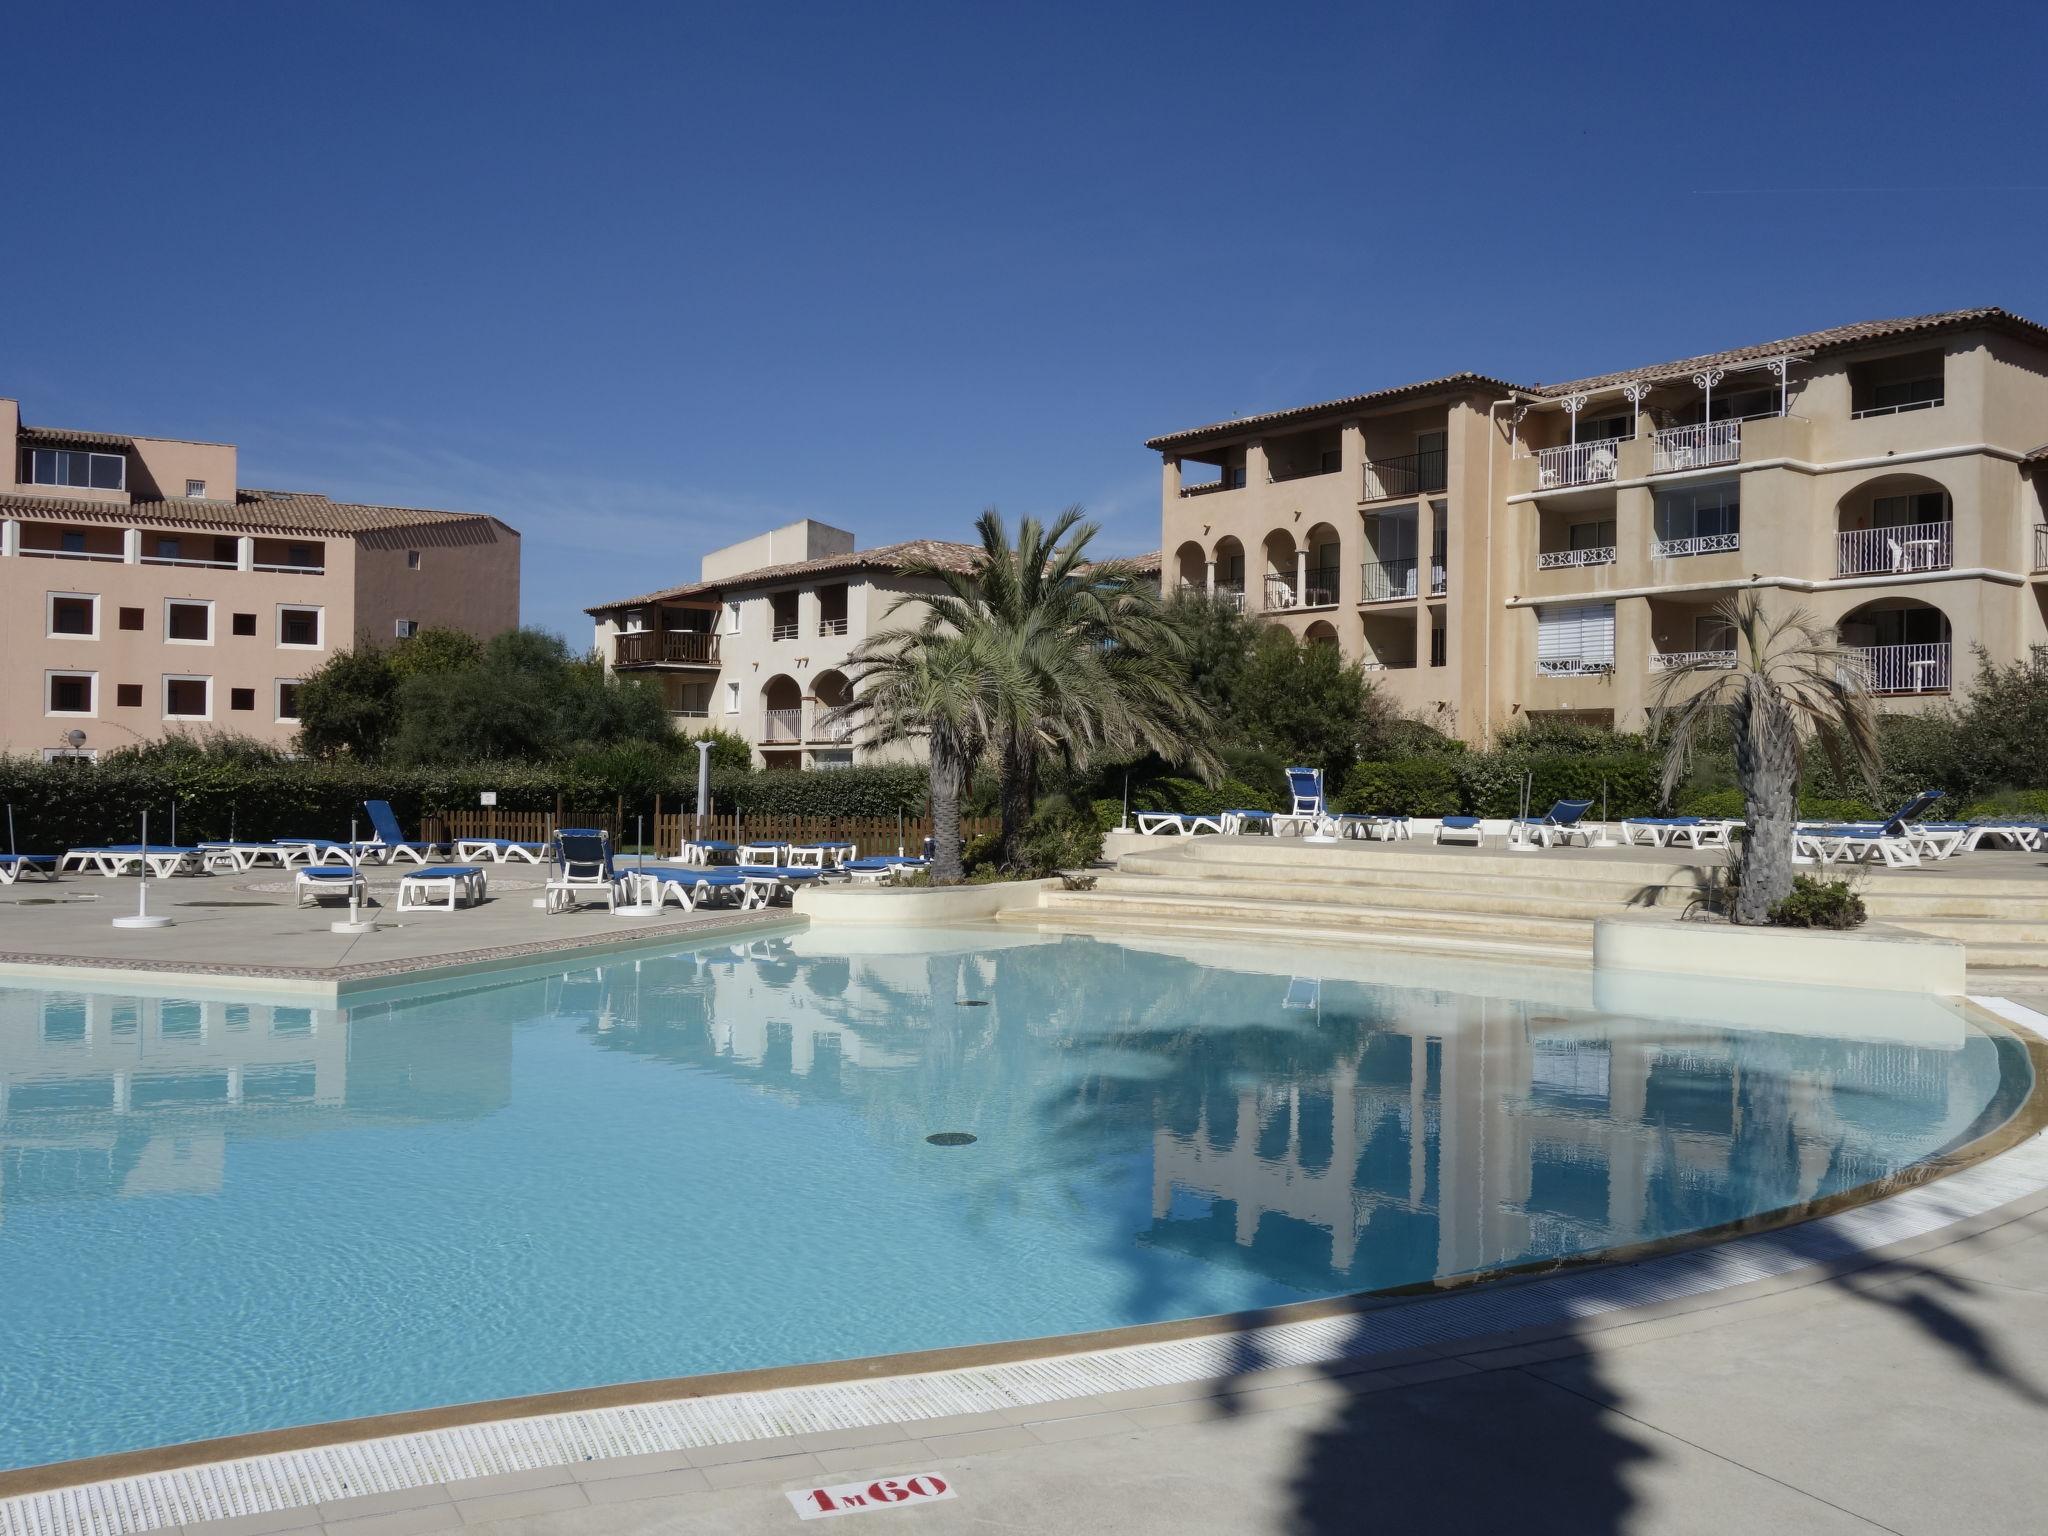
[1,992,2044,1533]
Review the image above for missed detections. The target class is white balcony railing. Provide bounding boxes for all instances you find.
[1835,521,1953,577]
[1535,657,1615,677]
[1846,642,1951,695]
[809,716,855,743]
[1651,420,1741,475]
[1652,530,1741,559]
[770,620,800,641]
[1649,649,1738,672]
[1535,439,1622,490]
[763,707,802,743]
[817,617,849,637]
[1537,546,1616,570]
[1218,585,1246,613]
[1264,574,1299,609]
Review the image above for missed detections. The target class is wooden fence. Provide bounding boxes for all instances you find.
[432,806,997,856]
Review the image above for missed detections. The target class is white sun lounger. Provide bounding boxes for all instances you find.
[396,865,489,911]
[295,867,369,907]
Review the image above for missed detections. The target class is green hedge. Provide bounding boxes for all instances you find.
[0,757,929,848]
[1329,752,1665,818]
[1335,759,1461,817]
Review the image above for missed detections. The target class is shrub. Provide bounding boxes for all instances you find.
[1337,758,1461,816]
[1676,787,1883,821]
[712,764,928,817]
[1457,752,1664,818]
[1768,875,1867,930]
[1019,809,1105,874]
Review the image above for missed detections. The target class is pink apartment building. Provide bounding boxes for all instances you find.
[0,397,520,759]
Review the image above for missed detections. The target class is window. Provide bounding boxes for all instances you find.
[1695,615,1737,652]
[1535,603,1616,674]
[393,618,418,640]
[118,605,144,631]
[165,599,213,643]
[163,676,211,719]
[725,680,741,714]
[1872,377,1944,411]
[1653,480,1740,555]
[185,479,207,498]
[280,607,324,647]
[61,530,87,554]
[1569,519,1617,551]
[1872,491,1947,528]
[287,543,317,568]
[623,608,647,634]
[154,536,181,560]
[231,611,257,636]
[726,601,743,635]
[1230,465,1248,489]
[116,683,142,708]
[406,549,422,569]
[229,687,256,711]
[276,680,302,721]
[24,448,125,491]
[1429,616,1448,668]
[46,671,96,715]
[1319,448,1342,473]
[40,746,97,764]
[47,593,98,638]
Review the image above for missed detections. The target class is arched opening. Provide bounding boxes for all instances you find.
[1260,529,1298,609]
[1303,620,1340,647]
[1212,536,1246,610]
[762,674,803,744]
[1302,522,1342,606]
[1835,473,1953,576]
[1173,539,1207,595]
[809,669,851,744]
[1838,598,1952,694]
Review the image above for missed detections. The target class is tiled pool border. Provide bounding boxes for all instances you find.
[1,995,2044,1536]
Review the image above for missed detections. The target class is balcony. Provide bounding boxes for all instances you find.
[808,716,854,743]
[1179,479,1234,498]
[1535,657,1614,677]
[1537,546,1616,571]
[1359,558,1420,604]
[818,617,849,637]
[1270,462,1339,484]
[1362,449,1447,501]
[1651,420,1740,475]
[613,630,721,668]
[18,543,123,562]
[1848,642,1951,694]
[140,553,237,570]
[2035,524,2047,571]
[1652,531,1741,559]
[771,620,800,641]
[1428,558,1447,598]
[1535,440,1622,490]
[1851,396,1943,421]
[1268,568,1339,610]
[1649,649,1737,673]
[1836,521,1952,577]
[1217,585,1246,613]
[763,707,802,744]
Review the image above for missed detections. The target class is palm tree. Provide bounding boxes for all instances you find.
[1650,592,1881,924]
[902,508,1221,869]
[835,628,1004,884]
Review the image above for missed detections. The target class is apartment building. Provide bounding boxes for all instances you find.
[1,397,520,759]
[1150,307,2048,740]
[588,519,978,768]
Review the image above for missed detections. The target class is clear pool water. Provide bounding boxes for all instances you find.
[0,926,2027,1470]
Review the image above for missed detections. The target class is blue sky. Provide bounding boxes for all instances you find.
[8,1,2047,639]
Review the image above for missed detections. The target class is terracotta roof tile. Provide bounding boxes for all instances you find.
[0,486,510,537]
[1144,372,1520,451]
[587,538,983,613]
[16,425,134,449]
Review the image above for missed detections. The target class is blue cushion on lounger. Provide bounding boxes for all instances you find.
[1441,816,1481,829]
[411,866,483,880]
[299,867,359,880]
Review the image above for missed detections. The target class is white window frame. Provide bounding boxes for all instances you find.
[406,549,422,569]
[1535,602,1616,673]
[40,746,98,763]
[393,618,419,639]
[724,680,741,715]
[277,604,327,650]
[46,591,100,641]
[163,674,213,722]
[185,479,207,499]
[275,678,304,723]
[725,601,743,635]
[25,448,125,492]
[163,597,216,646]
[45,669,98,718]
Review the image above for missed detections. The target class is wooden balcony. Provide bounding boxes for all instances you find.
[613,630,721,669]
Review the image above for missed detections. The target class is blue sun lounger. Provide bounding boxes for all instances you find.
[1509,800,1596,849]
[0,852,58,885]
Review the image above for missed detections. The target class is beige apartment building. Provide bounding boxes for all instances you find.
[588,519,979,768]
[1151,307,2048,741]
[1,397,520,759]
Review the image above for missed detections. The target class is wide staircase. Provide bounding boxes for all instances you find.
[1002,836,2048,970]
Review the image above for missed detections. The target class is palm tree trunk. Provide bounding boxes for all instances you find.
[997,728,1032,870]
[1733,683,1800,923]
[930,739,966,885]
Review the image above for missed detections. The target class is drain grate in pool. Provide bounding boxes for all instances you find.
[924,1131,978,1147]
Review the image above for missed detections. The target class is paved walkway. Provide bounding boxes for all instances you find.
[171,1182,2048,1536]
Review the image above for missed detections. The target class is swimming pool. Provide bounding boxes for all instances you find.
[0,926,2029,1470]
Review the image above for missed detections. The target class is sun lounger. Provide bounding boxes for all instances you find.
[1961,821,2048,852]
[1796,790,1947,869]
[453,837,548,865]
[197,841,287,872]
[0,853,58,885]
[740,868,825,908]
[1134,811,1224,835]
[64,844,206,877]
[1335,813,1410,842]
[630,866,748,910]
[275,839,357,867]
[397,865,488,911]
[1509,800,1596,849]
[1272,767,1329,837]
[545,828,625,914]
[678,839,738,864]
[842,855,928,885]
[737,842,789,869]
[796,840,857,868]
[1434,815,1484,845]
[295,866,369,907]
[352,800,441,866]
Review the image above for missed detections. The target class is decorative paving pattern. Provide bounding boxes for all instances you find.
[1,1000,2041,1536]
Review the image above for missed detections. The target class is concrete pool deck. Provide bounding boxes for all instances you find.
[0,865,798,997]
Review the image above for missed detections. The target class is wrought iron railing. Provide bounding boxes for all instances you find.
[1651,420,1740,475]
[1303,565,1340,605]
[1537,546,1616,570]
[1429,558,1447,597]
[1535,439,1622,489]
[1836,521,1952,577]
[1359,558,1419,603]
[1652,530,1741,559]
[1362,448,1447,500]
[1535,657,1614,676]
[1648,649,1737,672]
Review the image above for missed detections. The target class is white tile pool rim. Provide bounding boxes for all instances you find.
[5,995,2045,1536]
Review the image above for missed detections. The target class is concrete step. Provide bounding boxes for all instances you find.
[1860,893,2048,919]
[1116,850,1707,901]
[1887,916,2048,945]
[1008,899,1587,964]
[1090,871,1672,921]
[1031,889,1596,947]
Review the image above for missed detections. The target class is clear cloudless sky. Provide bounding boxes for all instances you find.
[8,0,2048,639]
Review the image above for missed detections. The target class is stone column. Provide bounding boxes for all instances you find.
[1244,439,1269,486]
[1161,455,1182,502]
[1205,557,1217,597]
[123,528,141,564]
[237,535,254,572]
[1414,498,1437,664]
[1,518,18,557]
[1295,548,1309,607]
